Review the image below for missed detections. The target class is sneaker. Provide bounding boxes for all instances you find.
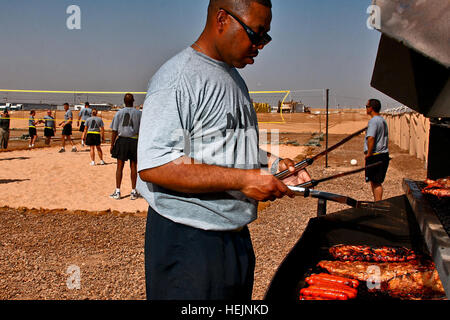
[99,160,106,165]
[71,146,77,152]
[109,190,121,200]
[90,161,95,166]
[130,191,139,200]
[81,141,85,147]
[58,148,65,153]
[28,145,32,148]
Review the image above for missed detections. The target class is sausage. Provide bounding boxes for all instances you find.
[305,277,358,293]
[299,295,331,300]
[300,287,349,300]
[304,279,357,298]
[310,273,359,288]
[307,285,357,299]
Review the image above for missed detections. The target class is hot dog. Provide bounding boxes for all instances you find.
[305,277,358,293]
[300,287,349,300]
[310,273,359,288]
[307,284,357,299]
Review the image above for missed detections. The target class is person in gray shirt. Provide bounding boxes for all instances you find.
[364,99,390,201]
[58,103,77,153]
[137,0,310,300]
[109,93,142,200]
[0,108,10,149]
[39,109,56,146]
[82,109,105,166]
[78,102,92,147]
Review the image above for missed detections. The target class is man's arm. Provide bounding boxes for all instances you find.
[110,130,118,153]
[366,136,375,158]
[139,156,297,202]
[100,126,105,143]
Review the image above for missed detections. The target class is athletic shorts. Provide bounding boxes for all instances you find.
[44,128,55,137]
[111,137,138,162]
[365,153,390,184]
[79,122,85,132]
[144,206,255,300]
[28,127,37,137]
[62,124,72,136]
[86,133,101,146]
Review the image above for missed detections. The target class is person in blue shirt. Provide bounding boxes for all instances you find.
[364,99,390,201]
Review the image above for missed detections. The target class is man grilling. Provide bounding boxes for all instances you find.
[364,99,390,201]
[137,0,310,300]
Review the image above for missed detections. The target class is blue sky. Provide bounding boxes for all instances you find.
[0,0,399,108]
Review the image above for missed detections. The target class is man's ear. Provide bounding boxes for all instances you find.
[216,9,229,33]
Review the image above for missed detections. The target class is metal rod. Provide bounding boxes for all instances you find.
[295,161,383,188]
[274,126,367,180]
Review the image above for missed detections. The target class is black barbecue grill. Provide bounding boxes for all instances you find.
[265,0,449,301]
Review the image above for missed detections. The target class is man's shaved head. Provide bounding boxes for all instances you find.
[208,0,272,16]
[124,93,134,107]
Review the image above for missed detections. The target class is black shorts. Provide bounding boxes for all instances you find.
[144,206,255,300]
[86,133,101,146]
[28,127,37,137]
[111,137,138,162]
[62,124,72,136]
[44,128,55,137]
[365,153,390,184]
[79,122,85,132]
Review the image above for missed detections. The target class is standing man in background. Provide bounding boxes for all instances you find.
[59,103,77,153]
[110,93,142,200]
[41,109,56,146]
[364,99,390,201]
[28,110,38,149]
[82,108,105,166]
[0,108,10,149]
[78,102,92,147]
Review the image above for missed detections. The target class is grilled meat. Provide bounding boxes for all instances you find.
[317,259,436,283]
[386,269,445,299]
[422,177,450,198]
[329,245,417,262]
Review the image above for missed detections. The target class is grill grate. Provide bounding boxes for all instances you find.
[415,181,450,237]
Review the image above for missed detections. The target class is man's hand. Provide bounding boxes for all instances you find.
[240,169,295,202]
[277,158,312,186]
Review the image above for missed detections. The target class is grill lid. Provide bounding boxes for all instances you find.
[370,0,450,117]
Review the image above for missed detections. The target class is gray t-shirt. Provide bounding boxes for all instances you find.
[85,116,104,133]
[137,47,262,231]
[110,107,141,138]
[43,115,55,129]
[64,110,73,122]
[364,115,389,154]
[79,107,92,122]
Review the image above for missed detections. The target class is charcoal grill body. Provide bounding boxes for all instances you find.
[264,195,429,301]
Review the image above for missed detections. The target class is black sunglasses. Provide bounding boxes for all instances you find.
[220,8,272,46]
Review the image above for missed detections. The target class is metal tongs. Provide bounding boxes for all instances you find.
[272,127,389,210]
[274,126,367,180]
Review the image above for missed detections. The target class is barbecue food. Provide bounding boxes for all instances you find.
[318,259,436,283]
[329,244,418,262]
[386,269,445,299]
[300,274,359,300]
[422,177,450,198]
[317,259,445,299]
[307,273,359,288]
[300,287,349,300]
